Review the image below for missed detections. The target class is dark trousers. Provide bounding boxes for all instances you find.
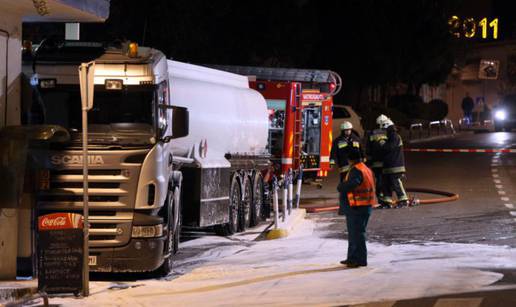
[382,172,408,202]
[372,167,383,198]
[345,204,372,265]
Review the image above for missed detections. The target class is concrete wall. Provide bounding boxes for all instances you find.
[0,13,22,280]
[0,13,22,128]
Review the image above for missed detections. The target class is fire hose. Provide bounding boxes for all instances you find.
[304,187,459,213]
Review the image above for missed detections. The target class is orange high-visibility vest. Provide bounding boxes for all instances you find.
[346,162,376,206]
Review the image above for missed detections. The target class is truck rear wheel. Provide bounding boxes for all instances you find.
[251,173,264,226]
[215,175,241,236]
[240,176,253,231]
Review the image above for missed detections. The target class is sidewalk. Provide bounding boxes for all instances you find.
[46,217,516,307]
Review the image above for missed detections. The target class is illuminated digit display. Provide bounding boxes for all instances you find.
[448,16,499,39]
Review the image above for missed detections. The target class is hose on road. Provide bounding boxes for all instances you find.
[303,187,459,213]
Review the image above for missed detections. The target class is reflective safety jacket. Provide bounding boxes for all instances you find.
[338,162,376,207]
[330,133,362,173]
[365,128,387,169]
[382,126,406,174]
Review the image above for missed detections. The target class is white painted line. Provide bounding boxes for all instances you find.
[501,197,510,201]
[498,191,506,195]
[505,204,514,209]
[492,168,498,172]
[510,211,516,217]
[492,174,499,178]
[496,185,504,189]
[493,179,501,183]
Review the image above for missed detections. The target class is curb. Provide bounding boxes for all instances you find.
[0,282,38,306]
[264,209,306,240]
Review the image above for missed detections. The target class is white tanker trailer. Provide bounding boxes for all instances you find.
[168,60,271,234]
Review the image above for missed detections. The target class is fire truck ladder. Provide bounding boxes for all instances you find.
[292,84,303,170]
[204,65,342,96]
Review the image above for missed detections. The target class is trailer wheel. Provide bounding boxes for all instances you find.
[251,173,264,226]
[240,176,253,231]
[158,186,181,276]
[214,175,242,236]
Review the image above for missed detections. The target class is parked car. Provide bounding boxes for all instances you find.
[332,105,364,139]
[493,95,516,132]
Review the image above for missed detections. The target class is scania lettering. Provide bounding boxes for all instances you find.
[50,155,105,166]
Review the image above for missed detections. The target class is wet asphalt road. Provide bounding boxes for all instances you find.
[311,131,516,247]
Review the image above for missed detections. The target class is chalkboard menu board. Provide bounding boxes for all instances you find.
[37,213,84,295]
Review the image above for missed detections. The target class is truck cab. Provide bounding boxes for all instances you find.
[24,40,186,274]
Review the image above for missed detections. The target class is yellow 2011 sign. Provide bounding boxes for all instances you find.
[448,16,498,39]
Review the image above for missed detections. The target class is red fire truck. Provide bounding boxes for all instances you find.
[207,65,342,180]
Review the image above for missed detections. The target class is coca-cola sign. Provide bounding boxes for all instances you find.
[38,213,83,230]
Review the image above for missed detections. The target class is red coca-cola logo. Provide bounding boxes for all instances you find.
[38,213,83,230]
[41,216,67,227]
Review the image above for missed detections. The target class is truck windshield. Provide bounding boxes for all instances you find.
[32,85,155,145]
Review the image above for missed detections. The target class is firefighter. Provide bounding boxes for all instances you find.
[337,147,375,268]
[365,122,388,207]
[376,115,409,208]
[330,121,362,182]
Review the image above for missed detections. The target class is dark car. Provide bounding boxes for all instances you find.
[493,95,516,132]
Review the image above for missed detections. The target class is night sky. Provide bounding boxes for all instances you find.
[22,0,516,106]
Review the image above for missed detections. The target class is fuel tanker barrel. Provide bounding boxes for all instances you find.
[168,60,268,165]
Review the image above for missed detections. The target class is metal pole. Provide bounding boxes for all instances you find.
[295,166,303,209]
[81,104,90,297]
[287,169,293,215]
[79,62,94,297]
[272,177,279,228]
[282,178,287,222]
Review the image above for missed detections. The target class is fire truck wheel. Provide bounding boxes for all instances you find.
[251,173,264,226]
[240,176,253,231]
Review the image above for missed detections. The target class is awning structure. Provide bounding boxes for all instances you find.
[0,0,109,22]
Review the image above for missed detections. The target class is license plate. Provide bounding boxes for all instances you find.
[88,256,97,266]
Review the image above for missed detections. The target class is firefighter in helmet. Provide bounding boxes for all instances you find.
[330,121,363,182]
[365,118,388,207]
[376,114,408,208]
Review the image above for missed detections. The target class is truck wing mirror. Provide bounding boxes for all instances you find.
[159,105,189,140]
[171,106,189,139]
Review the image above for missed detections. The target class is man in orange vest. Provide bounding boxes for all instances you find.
[337,147,376,268]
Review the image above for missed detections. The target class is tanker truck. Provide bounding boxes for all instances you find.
[23,40,270,274]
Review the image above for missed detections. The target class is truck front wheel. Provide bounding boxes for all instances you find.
[158,186,180,276]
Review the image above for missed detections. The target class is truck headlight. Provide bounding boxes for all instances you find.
[495,110,507,120]
[131,224,164,238]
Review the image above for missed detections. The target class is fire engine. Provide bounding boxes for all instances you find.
[206,65,342,180]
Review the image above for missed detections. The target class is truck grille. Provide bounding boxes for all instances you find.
[37,166,140,210]
[35,149,149,247]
